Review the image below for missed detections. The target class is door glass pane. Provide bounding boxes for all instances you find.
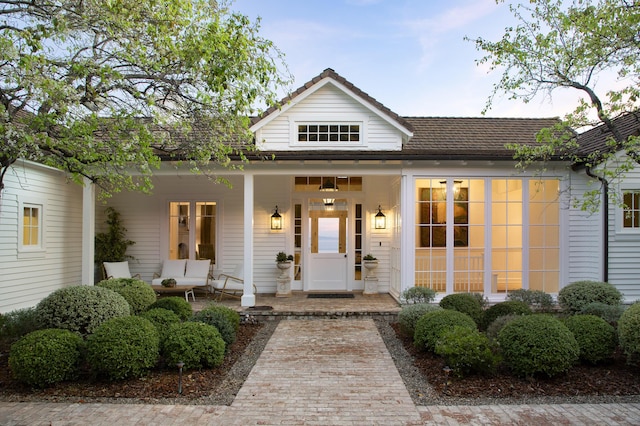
[196,202,216,263]
[318,217,339,253]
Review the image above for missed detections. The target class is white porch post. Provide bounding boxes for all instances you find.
[81,178,96,285]
[400,172,414,295]
[241,173,256,307]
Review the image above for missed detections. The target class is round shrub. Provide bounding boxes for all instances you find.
[199,304,241,333]
[190,306,237,347]
[498,314,579,378]
[401,286,436,304]
[397,304,442,337]
[558,281,623,314]
[9,329,83,388]
[139,308,181,342]
[96,278,156,315]
[485,314,521,342]
[162,322,226,369]
[35,285,130,335]
[414,309,477,352]
[481,301,531,330]
[147,297,193,321]
[86,316,159,381]
[579,302,626,325]
[618,302,640,365]
[506,289,554,311]
[439,293,483,326]
[564,315,617,364]
[435,326,500,377]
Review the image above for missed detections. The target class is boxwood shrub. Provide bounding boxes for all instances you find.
[506,289,554,311]
[481,301,531,330]
[618,302,640,365]
[435,326,500,377]
[579,302,626,325]
[190,306,238,347]
[558,281,623,314]
[86,316,160,381]
[147,296,193,321]
[414,309,476,352]
[139,308,182,342]
[439,293,483,326]
[0,307,41,342]
[401,286,436,305]
[397,303,442,337]
[162,322,226,369]
[485,314,521,342]
[96,278,157,315]
[563,314,617,364]
[35,285,131,335]
[498,314,579,378]
[9,329,84,388]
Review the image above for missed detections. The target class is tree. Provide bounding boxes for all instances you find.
[468,0,640,211]
[0,0,289,198]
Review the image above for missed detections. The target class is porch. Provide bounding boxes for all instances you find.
[189,291,401,321]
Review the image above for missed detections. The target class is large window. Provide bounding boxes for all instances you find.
[168,201,216,263]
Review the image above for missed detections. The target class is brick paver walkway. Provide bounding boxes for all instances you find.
[2,318,640,425]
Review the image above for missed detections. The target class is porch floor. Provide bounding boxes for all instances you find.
[190,291,401,320]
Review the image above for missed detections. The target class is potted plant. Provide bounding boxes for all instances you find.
[363,254,377,261]
[161,278,177,288]
[362,254,378,280]
[276,252,294,263]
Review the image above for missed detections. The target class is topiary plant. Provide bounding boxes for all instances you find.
[35,285,131,335]
[190,306,237,347]
[439,293,483,326]
[414,309,477,352]
[558,280,623,314]
[96,278,157,315]
[481,301,531,330]
[485,314,521,342]
[506,289,554,311]
[86,316,159,381]
[563,314,617,365]
[401,286,436,305]
[200,304,240,332]
[498,314,579,378]
[618,302,640,366]
[9,328,84,388]
[147,296,193,321]
[435,326,500,377]
[139,308,182,342]
[579,302,626,325]
[162,322,226,370]
[397,303,442,337]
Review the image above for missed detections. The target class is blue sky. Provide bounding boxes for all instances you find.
[231,0,610,119]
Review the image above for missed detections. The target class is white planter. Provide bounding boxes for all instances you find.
[363,260,378,279]
[276,261,292,279]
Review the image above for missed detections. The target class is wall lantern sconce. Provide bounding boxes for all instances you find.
[271,206,282,230]
[375,205,386,229]
[319,179,338,206]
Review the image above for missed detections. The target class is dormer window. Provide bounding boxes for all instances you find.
[298,123,360,142]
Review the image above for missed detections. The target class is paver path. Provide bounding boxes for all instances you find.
[228,318,421,425]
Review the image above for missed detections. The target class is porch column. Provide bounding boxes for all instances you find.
[81,178,95,285]
[400,172,414,294]
[241,173,256,307]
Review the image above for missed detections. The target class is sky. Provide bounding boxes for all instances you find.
[230,0,614,119]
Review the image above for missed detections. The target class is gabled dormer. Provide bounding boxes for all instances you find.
[251,68,413,152]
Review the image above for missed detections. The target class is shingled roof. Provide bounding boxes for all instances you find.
[577,112,640,157]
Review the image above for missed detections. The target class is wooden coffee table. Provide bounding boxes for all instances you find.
[151,285,197,302]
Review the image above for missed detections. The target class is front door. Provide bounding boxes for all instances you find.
[308,206,348,291]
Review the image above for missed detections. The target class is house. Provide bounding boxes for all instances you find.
[1,68,638,313]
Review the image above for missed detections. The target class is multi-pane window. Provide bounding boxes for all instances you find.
[297,124,360,142]
[623,191,640,228]
[23,205,41,247]
[168,201,216,262]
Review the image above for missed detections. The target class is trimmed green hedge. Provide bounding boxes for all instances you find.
[414,309,477,352]
[618,302,640,365]
[558,281,622,314]
[564,314,617,364]
[439,293,483,326]
[162,322,226,370]
[96,278,157,315]
[147,297,193,321]
[398,303,442,337]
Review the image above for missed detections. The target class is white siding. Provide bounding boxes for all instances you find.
[256,84,403,151]
[0,161,83,313]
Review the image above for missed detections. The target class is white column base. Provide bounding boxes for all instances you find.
[241,294,256,307]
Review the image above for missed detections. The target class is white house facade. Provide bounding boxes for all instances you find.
[1,68,638,313]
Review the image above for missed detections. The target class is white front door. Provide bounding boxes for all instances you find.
[308,208,348,291]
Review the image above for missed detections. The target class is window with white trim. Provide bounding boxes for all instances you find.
[623,190,640,228]
[20,202,44,251]
[297,124,360,142]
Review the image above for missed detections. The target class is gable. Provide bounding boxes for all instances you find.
[252,79,411,152]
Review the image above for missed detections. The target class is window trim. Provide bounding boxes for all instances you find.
[18,198,46,257]
[289,114,367,148]
[616,189,640,237]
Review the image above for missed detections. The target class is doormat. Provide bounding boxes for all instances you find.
[307,293,355,299]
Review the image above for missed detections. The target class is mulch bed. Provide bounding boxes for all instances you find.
[391,323,640,399]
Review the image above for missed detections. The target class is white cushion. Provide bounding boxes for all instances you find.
[210,279,243,291]
[160,259,186,278]
[175,278,208,286]
[104,261,132,278]
[185,260,210,278]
